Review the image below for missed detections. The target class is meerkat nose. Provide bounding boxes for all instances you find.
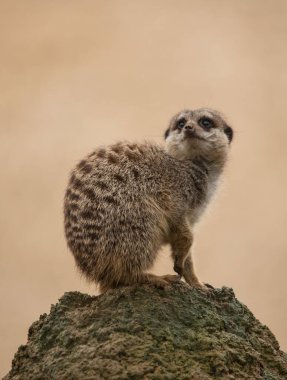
[184,124,194,131]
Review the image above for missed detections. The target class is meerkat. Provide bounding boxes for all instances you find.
[64,108,233,292]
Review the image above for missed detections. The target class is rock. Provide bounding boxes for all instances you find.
[5,283,287,379]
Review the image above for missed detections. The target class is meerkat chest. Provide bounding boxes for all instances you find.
[187,175,218,225]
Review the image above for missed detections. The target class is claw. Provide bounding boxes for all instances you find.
[204,283,215,290]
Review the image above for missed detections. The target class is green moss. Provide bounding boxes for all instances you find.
[6,283,287,380]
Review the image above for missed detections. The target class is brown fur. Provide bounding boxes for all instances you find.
[64,108,233,292]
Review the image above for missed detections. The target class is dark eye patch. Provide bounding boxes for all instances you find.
[198,117,215,130]
[224,125,233,143]
[164,117,186,139]
[176,118,186,129]
[164,128,170,139]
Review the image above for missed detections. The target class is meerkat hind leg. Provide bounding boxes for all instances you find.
[99,273,180,293]
[160,274,181,283]
[138,273,180,288]
[160,274,182,283]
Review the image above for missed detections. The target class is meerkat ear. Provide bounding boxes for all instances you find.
[164,128,170,140]
[224,124,233,143]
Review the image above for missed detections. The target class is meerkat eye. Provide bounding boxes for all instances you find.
[176,118,186,129]
[198,117,214,130]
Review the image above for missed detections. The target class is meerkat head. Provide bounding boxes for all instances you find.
[164,108,233,161]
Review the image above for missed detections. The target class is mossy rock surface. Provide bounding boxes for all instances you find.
[6,283,287,379]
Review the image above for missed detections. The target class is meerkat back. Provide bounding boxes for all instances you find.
[64,142,179,292]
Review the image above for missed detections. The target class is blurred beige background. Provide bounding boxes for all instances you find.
[1,0,287,376]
